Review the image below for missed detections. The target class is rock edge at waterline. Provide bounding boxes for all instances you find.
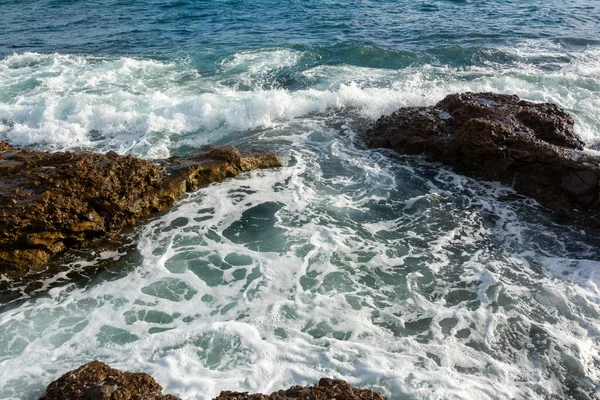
[41,360,388,400]
[364,92,600,228]
[0,143,282,280]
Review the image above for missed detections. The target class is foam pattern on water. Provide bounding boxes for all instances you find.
[1,119,600,399]
[1,41,600,400]
[0,42,599,159]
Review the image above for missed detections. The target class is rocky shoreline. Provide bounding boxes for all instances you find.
[0,143,391,400]
[4,92,597,283]
[0,143,282,283]
[364,92,600,229]
[3,92,600,399]
[41,361,387,400]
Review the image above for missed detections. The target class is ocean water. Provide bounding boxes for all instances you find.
[1,1,600,399]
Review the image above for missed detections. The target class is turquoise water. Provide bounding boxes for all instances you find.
[1,1,600,399]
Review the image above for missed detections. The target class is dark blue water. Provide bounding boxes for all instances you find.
[1,1,600,400]
[2,0,599,59]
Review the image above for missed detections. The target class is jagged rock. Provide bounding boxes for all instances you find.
[364,92,600,227]
[0,143,282,279]
[41,363,387,400]
[40,360,181,400]
[214,378,387,400]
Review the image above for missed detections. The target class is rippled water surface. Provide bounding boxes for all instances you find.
[1,1,600,399]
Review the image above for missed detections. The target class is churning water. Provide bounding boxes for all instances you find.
[1,1,600,399]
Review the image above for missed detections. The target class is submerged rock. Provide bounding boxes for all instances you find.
[41,362,386,400]
[40,360,180,400]
[0,143,282,279]
[364,92,600,227]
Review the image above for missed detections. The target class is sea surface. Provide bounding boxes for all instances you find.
[1,1,600,399]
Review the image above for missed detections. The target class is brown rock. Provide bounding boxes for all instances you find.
[42,363,386,400]
[364,92,600,228]
[214,378,387,400]
[40,360,180,400]
[0,143,282,280]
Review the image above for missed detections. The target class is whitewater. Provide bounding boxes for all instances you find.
[1,1,600,399]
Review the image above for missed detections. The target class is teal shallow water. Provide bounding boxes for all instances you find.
[1,1,600,399]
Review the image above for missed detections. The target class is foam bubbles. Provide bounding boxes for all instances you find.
[2,121,600,399]
[1,42,600,399]
[2,43,600,156]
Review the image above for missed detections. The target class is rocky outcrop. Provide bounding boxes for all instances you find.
[364,92,600,227]
[215,378,387,400]
[41,361,387,400]
[40,360,180,400]
[0,143,282,279]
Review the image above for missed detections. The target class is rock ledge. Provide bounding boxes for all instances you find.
[365,92,600,227]
[0,143,281,279]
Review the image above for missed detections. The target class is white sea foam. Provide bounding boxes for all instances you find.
[219,48,302,83]
[1,124,600,399]
[1,44,599,158]
[1,42,600,400]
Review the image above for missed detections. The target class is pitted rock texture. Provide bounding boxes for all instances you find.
[214,378,387,400]
[42,364,387,400]
[0,143,282,278]
[365,92,600,227]
[40,360,181,400]
[40,360,386,400]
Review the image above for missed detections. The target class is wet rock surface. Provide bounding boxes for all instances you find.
[41,362,387,400]
[364,92,600,227]
[0,143,281,280]
[214,378,387,400]
[40,361,181,400]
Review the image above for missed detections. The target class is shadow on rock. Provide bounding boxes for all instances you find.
[364,92,600,230]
